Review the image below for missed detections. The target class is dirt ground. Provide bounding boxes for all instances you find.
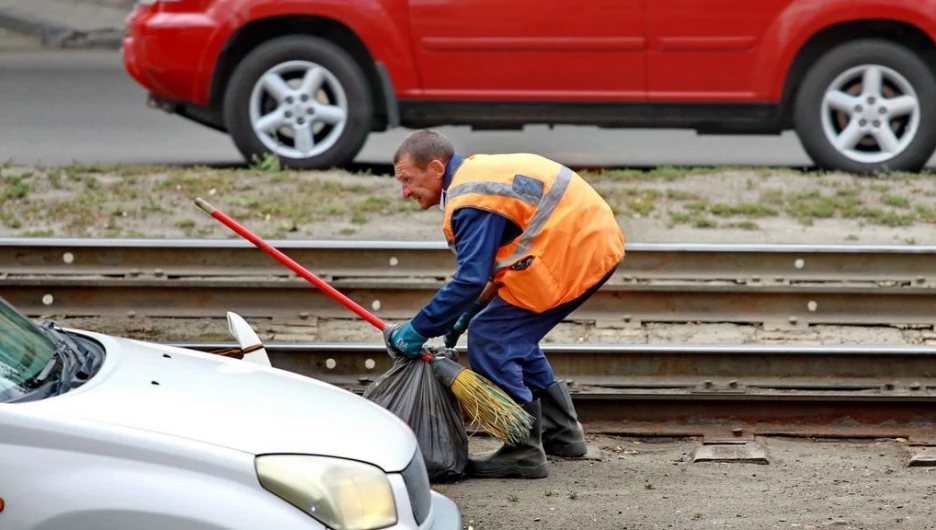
[2,162,936,245]
[447,435,936,530]
[4,162,936,529]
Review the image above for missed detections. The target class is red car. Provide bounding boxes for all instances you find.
[123,0,936,174]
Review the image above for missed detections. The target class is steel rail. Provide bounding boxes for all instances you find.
[164,341,936,438]
[3,238,935,326]
[2,237,935,284]
[3,276,934,327]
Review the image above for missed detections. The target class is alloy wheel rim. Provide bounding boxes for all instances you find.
[248,60,349,160]
[820,64,921,165]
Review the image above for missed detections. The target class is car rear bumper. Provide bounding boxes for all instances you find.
[122,4,218,105]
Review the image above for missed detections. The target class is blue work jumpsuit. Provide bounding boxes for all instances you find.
[410,154,619,404]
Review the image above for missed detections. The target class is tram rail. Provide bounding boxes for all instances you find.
[3,238,935,327]
[168,341,936,439]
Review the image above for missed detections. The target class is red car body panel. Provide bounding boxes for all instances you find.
[750,0,936,102]
[125,0,426,106]
[124,3,227,104]
[233,0,425,97]
[122,0,936,117]
[406,0,647,101]
[646,0,794,101]
[645,0,936,102]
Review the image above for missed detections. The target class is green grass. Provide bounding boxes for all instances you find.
[581,165,773,183]
[708,202,778,218]
[882,195,910,208]
[760,188,919,226]
[1,175,30,201]
[1,162,933,238]
[727,220,760,231]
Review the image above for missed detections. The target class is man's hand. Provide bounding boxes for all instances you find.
[384,320,427,358]
[443,300,486,348]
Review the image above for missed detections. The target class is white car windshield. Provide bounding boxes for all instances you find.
[0,297,58,398]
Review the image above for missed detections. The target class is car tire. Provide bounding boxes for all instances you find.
[793,39,936,174]
[223,35,373,170]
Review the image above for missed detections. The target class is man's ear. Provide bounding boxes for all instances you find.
[428,159,446,177]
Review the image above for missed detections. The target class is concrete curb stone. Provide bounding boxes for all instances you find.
[0,8,73,41]
[0,1,129,50]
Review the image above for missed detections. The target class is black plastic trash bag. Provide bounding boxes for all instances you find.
[363,351,469,482]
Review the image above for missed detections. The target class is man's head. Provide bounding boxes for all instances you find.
[393,129,454,210]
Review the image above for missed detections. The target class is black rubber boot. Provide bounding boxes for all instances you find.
[468,400,549,479]
[535,380,588,458]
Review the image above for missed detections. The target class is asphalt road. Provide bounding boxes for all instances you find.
[0,48,917,169]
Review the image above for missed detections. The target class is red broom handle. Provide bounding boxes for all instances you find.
[194,198,387,332]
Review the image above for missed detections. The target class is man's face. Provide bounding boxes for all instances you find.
[394,154,445,210]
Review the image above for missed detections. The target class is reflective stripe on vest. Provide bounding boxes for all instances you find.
[446,165,573,272]
[441,153,625,313]
[493,165,572,272]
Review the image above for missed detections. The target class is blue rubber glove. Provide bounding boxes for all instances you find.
[444,301,486,348]
[388,320,428,358]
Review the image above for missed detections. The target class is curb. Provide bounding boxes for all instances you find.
[0,8,124,50]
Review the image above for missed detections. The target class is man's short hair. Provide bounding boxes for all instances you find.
[393,129,454,169]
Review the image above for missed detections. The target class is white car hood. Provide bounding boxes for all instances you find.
[21,331,417,472]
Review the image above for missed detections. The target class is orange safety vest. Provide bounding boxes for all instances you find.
[442,153,625,313]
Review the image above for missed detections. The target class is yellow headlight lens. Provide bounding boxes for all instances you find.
[256,455,398,530]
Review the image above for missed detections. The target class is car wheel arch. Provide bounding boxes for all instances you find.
[778,19,936,129]
[209,16,393,132]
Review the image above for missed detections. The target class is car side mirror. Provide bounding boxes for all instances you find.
[226,311,272,367]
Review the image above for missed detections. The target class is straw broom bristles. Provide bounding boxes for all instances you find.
[449,368,535,445]
[425,350,535,444]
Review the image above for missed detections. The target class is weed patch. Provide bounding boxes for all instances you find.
[2,174,30,201]
[761,188,919,226]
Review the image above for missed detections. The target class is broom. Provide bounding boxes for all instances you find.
[194,197,534,445]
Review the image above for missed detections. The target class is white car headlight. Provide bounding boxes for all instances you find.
[255,455,398,530]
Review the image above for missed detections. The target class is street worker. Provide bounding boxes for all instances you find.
[384,129,625,479]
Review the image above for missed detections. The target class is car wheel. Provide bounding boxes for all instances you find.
[793,39,936,174]
[223,35,373,170]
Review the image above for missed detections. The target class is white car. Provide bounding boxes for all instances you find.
[0,296,461,530]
